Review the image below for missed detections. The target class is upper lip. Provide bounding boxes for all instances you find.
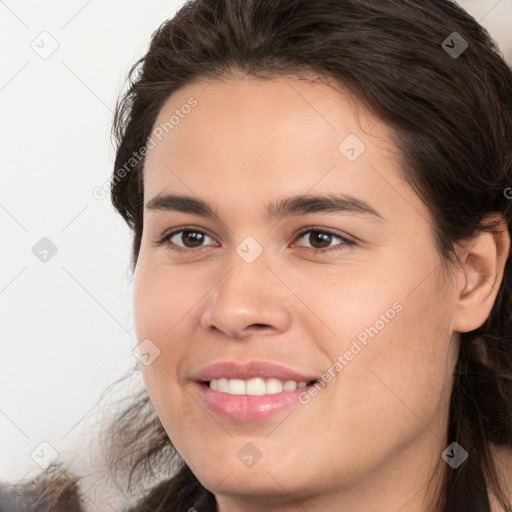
[194,361,320,383]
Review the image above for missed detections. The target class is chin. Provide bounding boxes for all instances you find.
[188,450,317,499]
[199,470,305,502]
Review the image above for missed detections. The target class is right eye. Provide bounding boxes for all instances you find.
[156,227,217,251]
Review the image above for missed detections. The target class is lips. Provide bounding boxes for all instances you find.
[194,360,320,383]
[192,361,322,420]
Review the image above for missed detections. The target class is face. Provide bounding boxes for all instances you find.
[132,74,460,508]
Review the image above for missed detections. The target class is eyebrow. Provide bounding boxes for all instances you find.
[145,192,385,222]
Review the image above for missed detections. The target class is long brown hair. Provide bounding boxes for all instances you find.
[14,1,512,510]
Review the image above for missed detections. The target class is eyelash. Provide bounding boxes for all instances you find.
[155,225,355,253]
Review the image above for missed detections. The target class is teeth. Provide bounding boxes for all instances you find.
[246,377,265,395]
[228,379,245,395]
[283,380,298,391]
[208,377,311,395]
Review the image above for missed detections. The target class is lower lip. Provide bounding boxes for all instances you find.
[196,382,313,421]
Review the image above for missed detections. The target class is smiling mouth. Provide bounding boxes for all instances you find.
[202,377,320,396]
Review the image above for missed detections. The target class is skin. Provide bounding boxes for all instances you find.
[132,73,510,512]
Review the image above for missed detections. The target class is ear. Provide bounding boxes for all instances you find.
[452,213,510,333]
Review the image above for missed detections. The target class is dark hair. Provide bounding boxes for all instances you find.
[13,0,512,511]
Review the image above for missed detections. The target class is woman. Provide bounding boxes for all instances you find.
[2,0,512,510]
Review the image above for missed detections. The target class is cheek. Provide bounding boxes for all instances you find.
[133,263,183,404]
[133,259,210,423]
[293,259,454,435]
[329,279,454,447]
[132,258,203,351]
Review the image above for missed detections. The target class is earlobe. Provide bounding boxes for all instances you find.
[452,214,510,333]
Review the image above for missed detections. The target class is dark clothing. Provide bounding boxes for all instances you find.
[0,480,86,512]
[0,480,216,512]
[1,481,48,512]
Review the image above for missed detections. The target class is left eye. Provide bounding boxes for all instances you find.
[156,227,352,252]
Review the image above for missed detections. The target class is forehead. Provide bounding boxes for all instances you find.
[142,75,427,226]
[146,75,382,161]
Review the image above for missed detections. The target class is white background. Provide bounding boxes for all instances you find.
[1,0,511,485]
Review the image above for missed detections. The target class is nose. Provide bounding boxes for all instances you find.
[199,253,292,340]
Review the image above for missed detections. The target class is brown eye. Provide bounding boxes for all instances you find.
[160,229,216,250]
[294,228,352,252]
[175,230,207,248]
[157,226,353,253]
